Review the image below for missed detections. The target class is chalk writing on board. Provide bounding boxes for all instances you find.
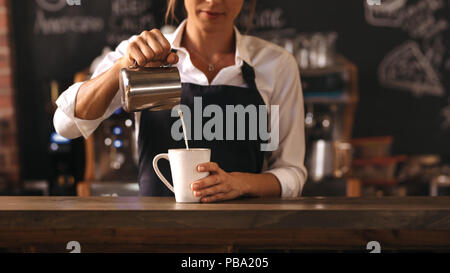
[107,0,156,45]
[34,10,104,35]
[237,5,286,30]
[253,8,285,29]
[364,0,406,27]
[365,0,447,37]
[378,41,445,97]
[111,0,152,17]
[36,0,67,12]
[33,0,104,35]
[365,0,448,41]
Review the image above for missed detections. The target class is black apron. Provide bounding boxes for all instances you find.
[138,62,267,196]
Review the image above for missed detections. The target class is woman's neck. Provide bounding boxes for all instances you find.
[182,19,235,59]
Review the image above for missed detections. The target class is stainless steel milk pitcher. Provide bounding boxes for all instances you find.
[119,64,182,112]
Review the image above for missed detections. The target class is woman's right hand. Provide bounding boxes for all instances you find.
[120,29,179,68]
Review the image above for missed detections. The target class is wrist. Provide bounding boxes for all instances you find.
[115,56,137,71]
[114,57,127,70]
[243,173,281,197]
[237,172,252,196]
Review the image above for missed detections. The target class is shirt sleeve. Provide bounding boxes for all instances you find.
[263,53,308,197]
[53,38,132,139]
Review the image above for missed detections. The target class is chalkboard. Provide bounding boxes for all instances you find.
[11,0,450,180]
[242,0,449,158]
[11,0,167,180]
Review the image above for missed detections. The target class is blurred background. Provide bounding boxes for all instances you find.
[0,0,448,197]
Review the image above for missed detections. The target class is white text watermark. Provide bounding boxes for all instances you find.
[170,97,279,152]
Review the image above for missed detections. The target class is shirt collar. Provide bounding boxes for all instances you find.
[167,20,251,66]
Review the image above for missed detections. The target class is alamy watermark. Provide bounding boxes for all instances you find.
[66,0,81,6]
[170,97,279,152]
[366,241,381,253]
[65,240,380,253]
[367,0,381,6]
[66,241,81,253]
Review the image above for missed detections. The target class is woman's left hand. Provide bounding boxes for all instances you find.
[191,162,248,203]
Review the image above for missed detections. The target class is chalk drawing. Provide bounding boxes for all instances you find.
[445,59,450,70]
[366,0,448,102]
[441,99,450,129]
[378,41,445,97]
[423,35,446,68]
[398,0,447,39]
[365,0,448,39]
[364,0,407,27]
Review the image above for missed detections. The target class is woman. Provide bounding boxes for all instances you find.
[54,0,307,202]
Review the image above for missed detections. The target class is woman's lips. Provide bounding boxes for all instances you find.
[200,10,225,19]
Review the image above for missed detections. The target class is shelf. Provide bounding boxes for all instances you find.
[304,94,358,104]
[299,55,355,77]
[361,179,399,187]
[300,65,348,77]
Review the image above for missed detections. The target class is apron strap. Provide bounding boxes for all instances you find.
[241,61,257,90]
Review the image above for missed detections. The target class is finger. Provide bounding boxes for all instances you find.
[149,29,171,53]
[129,45,146,67]
[143,31,167,61]
[197,162,221,173]
[201,192,233,203]
[135,36,155,61]
[165,52,179,64]
[195,183,232,198]
[191,174,221,191]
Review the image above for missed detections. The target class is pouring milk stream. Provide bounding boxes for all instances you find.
[178,108,190,150]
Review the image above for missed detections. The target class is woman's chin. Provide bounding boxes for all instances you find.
[199,19,231,33]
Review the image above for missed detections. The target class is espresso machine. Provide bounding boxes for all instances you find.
[304,103,353,182]
[291,32,358,186]
[253,31,358,187]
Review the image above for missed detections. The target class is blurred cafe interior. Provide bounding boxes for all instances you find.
[0,0,449,254]
[1,0,448,198]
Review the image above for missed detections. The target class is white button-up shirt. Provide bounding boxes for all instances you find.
[54,20,307,197]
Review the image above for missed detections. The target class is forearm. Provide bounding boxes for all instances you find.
[236,172,281,197]
[75,58,124,120]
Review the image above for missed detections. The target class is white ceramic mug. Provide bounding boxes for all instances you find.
[152,148,211,203]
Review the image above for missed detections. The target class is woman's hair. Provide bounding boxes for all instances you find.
[165,0,257,32]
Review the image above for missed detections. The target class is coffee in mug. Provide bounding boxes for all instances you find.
[152,148,211,203]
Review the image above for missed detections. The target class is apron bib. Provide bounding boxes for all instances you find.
[138,62,267,196]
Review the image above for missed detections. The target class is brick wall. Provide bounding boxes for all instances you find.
[0,0,19,191]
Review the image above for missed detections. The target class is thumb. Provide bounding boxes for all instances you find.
[165,52,179,65]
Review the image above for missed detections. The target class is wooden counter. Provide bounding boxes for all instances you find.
[0,196,449,252]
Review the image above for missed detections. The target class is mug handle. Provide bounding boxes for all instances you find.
[152,154,175,193]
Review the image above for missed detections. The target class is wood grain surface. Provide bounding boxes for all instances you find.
[0,197,449,252]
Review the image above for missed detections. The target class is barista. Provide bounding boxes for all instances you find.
[53,0,307,202]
